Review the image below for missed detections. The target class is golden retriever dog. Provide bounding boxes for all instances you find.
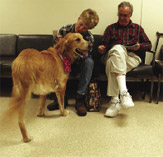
[5,33,88,142]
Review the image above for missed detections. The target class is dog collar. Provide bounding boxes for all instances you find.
[62,54,71,73]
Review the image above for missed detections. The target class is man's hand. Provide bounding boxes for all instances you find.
[98,45,106,54]
[126,43,140,51]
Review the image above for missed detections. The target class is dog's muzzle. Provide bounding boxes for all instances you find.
[75,48,87,58]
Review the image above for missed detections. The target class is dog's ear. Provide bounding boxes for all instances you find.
[64,46,74,64]
[63,39,75,63]
[54,38,68,54]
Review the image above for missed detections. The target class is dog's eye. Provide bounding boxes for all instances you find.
[75,38,81,42]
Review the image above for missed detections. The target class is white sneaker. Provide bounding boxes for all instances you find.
[120,91,134,108]
[105,99,121,117]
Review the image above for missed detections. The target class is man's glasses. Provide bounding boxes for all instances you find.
[118,13,130,18]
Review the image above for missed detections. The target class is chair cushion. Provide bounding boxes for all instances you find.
[0,34,17,56]
[0,57,15,75]
[127,64,154,76]
[16,35,53,55]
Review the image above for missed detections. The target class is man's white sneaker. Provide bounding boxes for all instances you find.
[120,91,134,108]
[105,99,121,117]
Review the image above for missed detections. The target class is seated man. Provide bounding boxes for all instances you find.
[98,1,152,117]
[47,9,99,116]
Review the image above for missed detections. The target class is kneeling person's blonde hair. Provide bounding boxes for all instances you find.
[79,9,99,29]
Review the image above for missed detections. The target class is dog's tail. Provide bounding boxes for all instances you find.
[3,82,31,120]
[0,83,30,137]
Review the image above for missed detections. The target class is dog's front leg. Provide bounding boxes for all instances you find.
[56,90,69,116]
[37,95,47,117]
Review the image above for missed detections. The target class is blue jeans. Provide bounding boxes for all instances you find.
[74,56,94,95]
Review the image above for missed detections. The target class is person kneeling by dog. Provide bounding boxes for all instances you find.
[47,9,99,116]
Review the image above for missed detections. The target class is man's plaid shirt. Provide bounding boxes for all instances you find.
[102,20,152,55]
[59,24,94,54]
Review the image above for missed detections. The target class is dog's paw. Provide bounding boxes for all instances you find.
[37,113,45,117]
[23,137,32,143]
[62,110,70,116]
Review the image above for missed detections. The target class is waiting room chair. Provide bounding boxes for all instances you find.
[153,32,163,104]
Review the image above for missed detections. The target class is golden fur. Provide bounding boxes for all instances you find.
[5,33,88,142]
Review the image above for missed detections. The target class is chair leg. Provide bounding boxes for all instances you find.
[142,79,146,99]
[156,74,161,104]
[149,76,154,103]
[142,79,150,100]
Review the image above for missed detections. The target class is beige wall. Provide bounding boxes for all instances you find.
[0,0,163,59]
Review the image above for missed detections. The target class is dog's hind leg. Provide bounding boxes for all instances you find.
[16,87,31,142]
[18,101,31,143]
[37,95,47,117]
[5,84,31,142]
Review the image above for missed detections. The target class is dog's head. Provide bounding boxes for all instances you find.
[54,33,89,63]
